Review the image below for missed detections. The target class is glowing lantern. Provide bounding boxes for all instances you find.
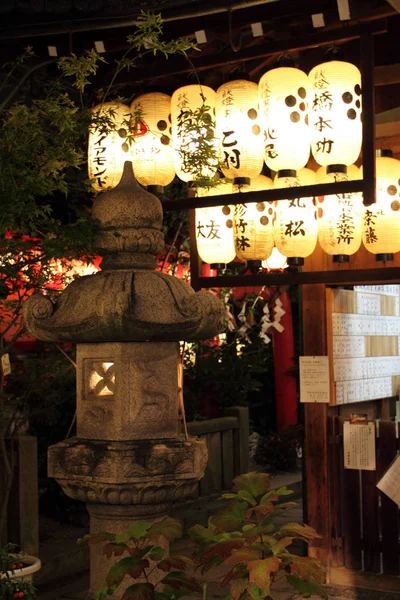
[308,60,362,167]
[130,93,175,192]
[171,85,217,182]
[273,168,318,265]
[233,175,275,262]
[262,247,288,270]
[316,164,363,261]
[216,79,264,185]
[195,180,236,266]
[88,101,131,191]
[258,67,310,171]
[362,150,400,260]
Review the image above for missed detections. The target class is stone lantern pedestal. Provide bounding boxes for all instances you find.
[23,163,225,598]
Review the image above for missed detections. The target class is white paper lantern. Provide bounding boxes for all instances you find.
[88,102,131,191]
[216,79,264,185]
[262,247,288,270]
[195,180,236,266]
[362,150,400,259]
[274,168,318,265]
[171,85,217,182]
[316,164,363,261]
[130,93,175,191]
[233,175,275,262]
[258,67,310,171]
[309,60,362,167]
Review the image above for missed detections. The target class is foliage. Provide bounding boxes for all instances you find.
[79,516,201,600]
[0,544,37,599]
[255,426,303,473]
[84,474,327,600]
[189,472,327,600]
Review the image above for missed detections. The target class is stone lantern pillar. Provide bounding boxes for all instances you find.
[23,163,225,598]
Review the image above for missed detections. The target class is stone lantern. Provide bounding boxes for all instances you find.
[23,162,225,598]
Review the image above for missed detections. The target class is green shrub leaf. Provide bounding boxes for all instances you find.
[147,517,182,542]
[232,472,270,498]
[279,523,321,541]
[162,570,203,593]
[286,573,328,598]
[210,502,246,533]
[248,556,280,589]
[106,556,149,587]
[122,582,155,600]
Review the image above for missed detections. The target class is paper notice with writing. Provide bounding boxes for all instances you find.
[377,454,400,507]
[343,422,376,470]
[299,356,330,403]
[1,353,11,376]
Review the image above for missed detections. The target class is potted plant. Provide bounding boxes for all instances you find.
[0,544,41,599]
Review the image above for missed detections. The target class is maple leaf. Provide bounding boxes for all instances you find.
[199,538,245,564]
[158,556,193,572]
[122,582,155,600]
[279,522,321,542]
[233,472,271,498]
[247,556,280,589]
[210,502,246,533]
[147,517,182,542]
[230,576,248,600]
[106,556,149,587]
[287,573,328,599]
[286,555,326,584]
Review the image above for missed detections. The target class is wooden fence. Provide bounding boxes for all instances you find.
[187,406,249,497]
[328,416,400,576]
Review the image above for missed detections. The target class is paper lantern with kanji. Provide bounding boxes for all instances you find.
[273,168,318,265]
[316,164,362,261]
[171,85,217,182]
[258,67,310,171]
[130,93,175,192]
[88,102,131,191]
[308,60,362,167]
[262,247,288,270]
[195,180,236,266]
[216,79,264,185]
[232,174,275,262]
[362,150,400,260]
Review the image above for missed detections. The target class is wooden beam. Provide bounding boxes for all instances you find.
[374,62,400,85]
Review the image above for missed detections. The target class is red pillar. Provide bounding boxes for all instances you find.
[273,290,297,431]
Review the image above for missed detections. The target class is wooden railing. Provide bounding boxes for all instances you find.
[328,416,400,576]
[187,406,249,497]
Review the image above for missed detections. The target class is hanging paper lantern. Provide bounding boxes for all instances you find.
[171,85,217,182]
[216,79,264,185]
[195,180,236,266]
[273,168,318,265]
[130,93,175,192]
[362,150,400,260]
[258,67,310,171]
[316,164,363,261]
[88,101,131,191]
[232,175,275,262]
[308,60,362,167]
[262,247,288,270]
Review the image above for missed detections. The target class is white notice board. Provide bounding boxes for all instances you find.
[299,356,330,403]
[377,454,400,507]
[343,422,376,470]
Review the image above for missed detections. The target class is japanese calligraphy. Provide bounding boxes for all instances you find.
[285,220,305,237]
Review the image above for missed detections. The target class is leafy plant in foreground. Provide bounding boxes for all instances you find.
[189,472,327,600]
[79,516,202,600]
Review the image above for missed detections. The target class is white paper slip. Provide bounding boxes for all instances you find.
[343,422,376,471]
[299,356,330,403]
[377,454,400,507]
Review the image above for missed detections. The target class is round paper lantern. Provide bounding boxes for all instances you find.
[273,168,318,265]
[216,79,264,185]
[308,60,362,167]
[171,85,217,182]
[258,67,310,171]
[130,93,175,192]
[88,101,131,191]
[316,164,363,261]
[233,175,275,262]
[195,180,236,267]
[262,247,288,270]
[362,150,400,260]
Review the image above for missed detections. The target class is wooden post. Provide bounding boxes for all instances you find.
[302,285,331,565]
[225,407,249,477]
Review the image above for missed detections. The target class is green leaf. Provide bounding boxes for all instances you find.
[106,556,149,587]
[237,490,257,506]
[286,573,328,599]
[122,582,155,600]
[279,523,322,542]
[188,524,217,545]
[162,570,203,593]
[149,546,165,561]
[220,493,238,500]
[285,555,326,585]
[276,502,297,510]
[232,472,270,498]
[147,517,182,542]
[247,557,280,589]
[247,582,268,600]
[275,486,294,496]
[158,555,193,572]
[116,522,151,542]
[270,537,294,555]
[210,502,245,533]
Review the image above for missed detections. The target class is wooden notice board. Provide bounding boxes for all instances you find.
[326,285,400,406]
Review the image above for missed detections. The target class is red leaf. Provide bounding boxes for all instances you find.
[199,539,245,564]
[247,557,280,589]
[103,542,128,559]
[230,576,248,600]
[158,556,193,572]
[224,547,261,565]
